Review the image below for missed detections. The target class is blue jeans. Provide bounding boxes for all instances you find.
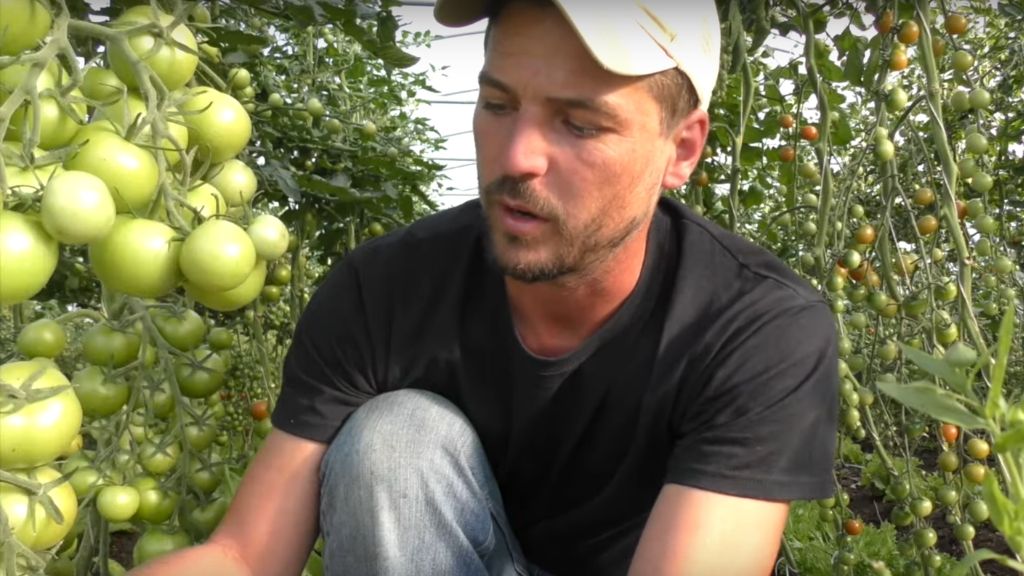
[319,389,549,575]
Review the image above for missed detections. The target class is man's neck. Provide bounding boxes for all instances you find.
[505,220,652,358]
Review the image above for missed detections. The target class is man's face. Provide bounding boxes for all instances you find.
[473,2,679,284]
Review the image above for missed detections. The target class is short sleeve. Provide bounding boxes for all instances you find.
[270,258,381,443]
[666,301,839,501]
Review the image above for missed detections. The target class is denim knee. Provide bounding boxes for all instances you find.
[319,389,479,490]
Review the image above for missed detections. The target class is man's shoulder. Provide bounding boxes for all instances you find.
[656,196,824,310]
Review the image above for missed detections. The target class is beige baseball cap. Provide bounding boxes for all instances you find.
[434,0,721,111]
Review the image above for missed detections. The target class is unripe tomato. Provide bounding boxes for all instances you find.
[41,170,116,245]
[180,220,257,292]
[73,365,130,418]
[966,438,990,460]
[913,527,937,549]
[952,50,974,73]
[968,88,991,110]
[151,308,207,351]
[247,214,291,261]
[80,324,140,368]
[139,440,181,476]
[910,497,933,518]
[0,360,83,470]
[133,528,192,566]
[185,261,267,312]
[875,139,895,162]
[966,499,989,523]
[65,130,159,214]
[16,318,67,359]
[97,485,140,522]
[963,462,987,484]
[0,0,52,55]
[207,327,234,351]
[174,347,227,398]
[89,217,182,298]
[854,223,877,245]
[181,87,253,163]
[182,181,227,224]
[778,113,795,129]
[107,5,199,91]
[954,522,975,542]
[207,159,258,206]
[936,485,958,507]
[0,466,78,550]
[0,211,59,306]
[969,172,993,194]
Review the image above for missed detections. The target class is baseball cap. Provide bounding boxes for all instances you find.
[433,0,721,111]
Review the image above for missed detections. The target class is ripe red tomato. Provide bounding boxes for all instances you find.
[800,125,819,142]
[940,423,959,444]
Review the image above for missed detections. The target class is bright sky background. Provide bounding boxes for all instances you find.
[393,4,487,209]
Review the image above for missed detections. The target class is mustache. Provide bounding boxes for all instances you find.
[481,176,554,219]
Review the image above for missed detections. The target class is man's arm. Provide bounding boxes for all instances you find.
[627,484,789,576]
[129,428,327,576]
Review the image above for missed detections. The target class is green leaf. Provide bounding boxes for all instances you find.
[950,549,1022,576]
[843,46,864,87]
[876,380,988,431]
[994,426,1024,455]
[987,306,1015,420]
[898,343,969,392]
[982,473,1020,541]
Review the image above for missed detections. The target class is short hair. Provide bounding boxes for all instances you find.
[483,0,699,132]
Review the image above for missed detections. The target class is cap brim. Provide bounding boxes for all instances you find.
[434,0,489,27]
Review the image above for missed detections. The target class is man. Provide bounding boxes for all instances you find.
[131,0,838,574]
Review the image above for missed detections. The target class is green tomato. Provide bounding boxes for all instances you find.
[80,66,125,102]
[188,454,224,494]
[186,260,267,312]
[80,324,140,368]
[181,181,227,224]
[89,216,182,298]
[875,139,895,161]
[96,485,140,522]
[107,5,199,91]
[968,88,991,110]
[247,214,290,261]
[180,87,252,163]
[131,476,177,524]
[206,159,258,207]
[174,347,227,398]
[965,133,989,155]
[152,308,207,351]
[98,92,190,166]
[0,466,78,550]
[207,327,234,351]
[133,528,192,566]
[72,365,130,418]
[9,93,87,150]
[0,360,83,470]
[184,421,218,451]
[0,0,52,55]
[41,170,117,245]
[180,219,257,292]
[16,318,67,359]
[886,87,908,112]
[139,439,181,476]
[951,50,974,73]
[950,89,971,112]
[64,130,159,214]
[0,211,59,307]
[969,172,993,193]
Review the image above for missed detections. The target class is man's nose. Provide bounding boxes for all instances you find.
[500,114,549,179]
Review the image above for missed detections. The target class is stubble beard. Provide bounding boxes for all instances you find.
[479,176,648,285]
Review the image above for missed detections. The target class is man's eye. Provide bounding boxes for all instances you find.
[481,101,510,114]
[565,119,600,138]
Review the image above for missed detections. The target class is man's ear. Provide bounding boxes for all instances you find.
[661,109,710,190]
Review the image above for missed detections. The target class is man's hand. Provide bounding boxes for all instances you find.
[129,428,327,576]
[627,484,790,576]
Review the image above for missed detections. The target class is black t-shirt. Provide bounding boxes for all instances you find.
[272,196,839,575]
